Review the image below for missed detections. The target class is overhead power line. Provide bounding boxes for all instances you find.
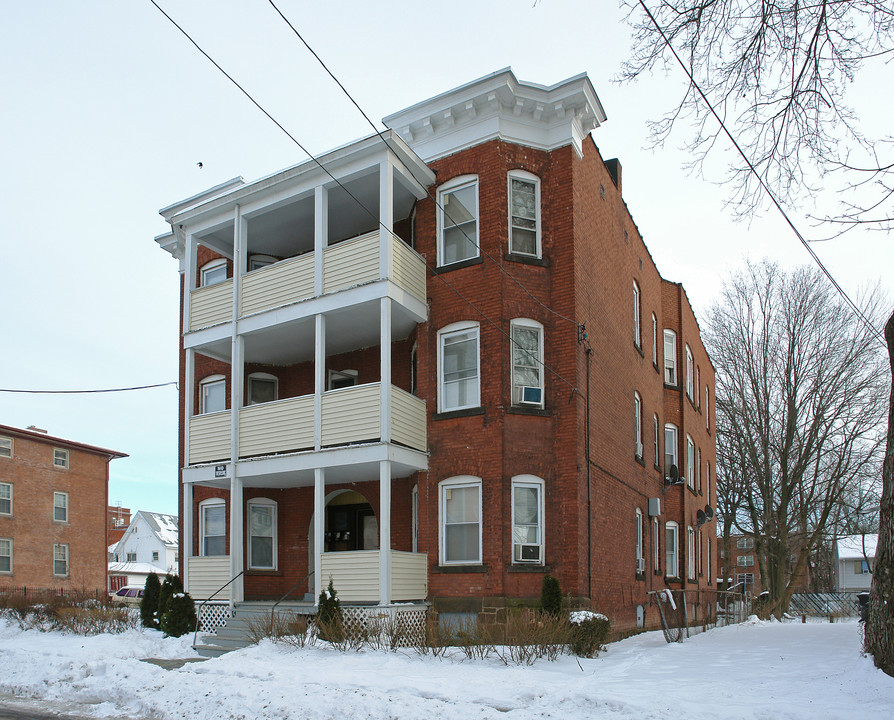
[147,0,582,397]
[0,382,178,395]
[636,0,886,347]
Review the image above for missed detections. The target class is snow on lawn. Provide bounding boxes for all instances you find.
[1,617,892,719]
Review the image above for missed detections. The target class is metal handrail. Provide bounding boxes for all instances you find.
[192,570,245,646]
[271,571,314,628]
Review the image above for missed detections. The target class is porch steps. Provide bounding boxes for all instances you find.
[194,600,315,658]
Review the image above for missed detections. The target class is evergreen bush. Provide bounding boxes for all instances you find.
[568,611,611,658]
[316,579,344,642]
[159,591,197,638]
[140,573,161,629]
[157,573,183,621]
[540,574,562,617]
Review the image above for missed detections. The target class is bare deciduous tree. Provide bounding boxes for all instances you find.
[707,261,886,616]
[621,0,894,229]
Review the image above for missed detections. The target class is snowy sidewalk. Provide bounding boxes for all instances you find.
[1,618,891,719]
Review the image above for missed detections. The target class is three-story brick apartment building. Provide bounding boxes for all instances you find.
[155,69,716,632]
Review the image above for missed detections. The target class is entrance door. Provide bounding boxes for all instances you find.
[325,503,378,552]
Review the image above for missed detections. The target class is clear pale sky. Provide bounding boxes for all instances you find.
[2,1,890,517]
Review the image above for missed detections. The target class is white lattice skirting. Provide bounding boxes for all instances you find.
[342,606,428,647]
[198,602,233,634]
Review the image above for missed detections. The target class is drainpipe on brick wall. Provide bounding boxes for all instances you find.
[585,344,593,603]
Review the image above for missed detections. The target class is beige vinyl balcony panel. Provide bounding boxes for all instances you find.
[241,253,314,317]
[189,411,231,464]
[239,395,314,457]
[391,236,426,302]
[323,232,380,294]
[190,279,234,331]
[319,550,427,602]
[390,388,426,451]
[187,556,231,600]
[321,383,381,447]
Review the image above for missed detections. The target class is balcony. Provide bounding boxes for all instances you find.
[188,383,427,465]
[188,233,426,333]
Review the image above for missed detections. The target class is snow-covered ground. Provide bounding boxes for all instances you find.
[1,617,892,719]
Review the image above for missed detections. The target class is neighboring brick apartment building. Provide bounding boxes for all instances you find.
[107,504,132,547]
[0,424,126,592]
[155,69,717,632]
[721,534,762,593]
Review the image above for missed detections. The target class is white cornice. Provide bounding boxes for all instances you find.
[382,68,608,161]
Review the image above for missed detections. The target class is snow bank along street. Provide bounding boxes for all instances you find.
[1,617,892,719]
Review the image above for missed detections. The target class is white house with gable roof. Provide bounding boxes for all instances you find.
[108,511,179,590]
[833,534,878,592]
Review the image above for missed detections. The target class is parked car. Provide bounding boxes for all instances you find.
[110,585,144,607]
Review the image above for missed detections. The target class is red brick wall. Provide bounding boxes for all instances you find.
[0,430,114,592]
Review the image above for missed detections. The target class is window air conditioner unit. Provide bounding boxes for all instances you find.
[519,386,543,405]
[516,544,541,562]
[635,441,643,458]
[636,557,645,573]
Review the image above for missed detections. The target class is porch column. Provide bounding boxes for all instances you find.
[380,297,392,443]
[314,313,326,450]
[182,481,192,591]
[379,160,394,279]
[229,476,244,607]
[314,185,327,296]
[229,205,245,606]
[379,459,392,606]
[184,347,195,465]
[314,468,325,604]
[183,232,197,330]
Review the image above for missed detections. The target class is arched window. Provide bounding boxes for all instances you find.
[635,508,644,572]
[437,175,478,266]
[200,258,227,287]
[199,375,226,414]
[665,521,679,577]
[511,475,544,565]
[438,322,480,412]
[664,423,679,475]
[663,330,677,385]
[633,281,641,347]
[511,318,544,407]
[508,170,541,258]
[247,372,278,405]
[634,392,643,459]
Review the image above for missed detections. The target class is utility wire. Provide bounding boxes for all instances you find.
[0,382,178,394]
[266,0,581,330]
[637,0,886,347]
[148,0,581,396]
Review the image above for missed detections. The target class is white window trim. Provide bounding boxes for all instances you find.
[53,491,68,523]
[200,258,227,287]
[665,522,679,578]
[664,423,679,475]
[437,321,481,413]
[510,318,544,408]
[0,435,12,459]
[199,499,227,557]
[663,330,677,386]
[651,314,658,365]
[685,345,694,399]
[0,538,11,574]
[411,484,418,553]
[53,448,69,469]
[706,386,710,431]
[247,372,278,405]
[53,543,69,577]
[247,497,278,571]
[688,526,696,580]
[328,368,359,391]
[511,474,544,565]
[633,281,641,348]
[199,374,226,414]
[439,475,482,566]
[0,482,11,516]
[634,392,643,459]
[737,537,754,550]
[507,170,541,258]
[653,517,660,571]
[653,415,660,470]
[437,175,479,267]
[706,461,711,502]
[635,508,644,566]
[247,254,277,272]
[686,436,695,488]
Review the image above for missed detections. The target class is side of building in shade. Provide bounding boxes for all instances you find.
[155,69,717,632]
[0,424,126,592]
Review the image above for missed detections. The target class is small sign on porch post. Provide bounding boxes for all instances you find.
[214,464,227,478]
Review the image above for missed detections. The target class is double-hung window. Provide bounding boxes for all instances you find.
[635,509,644,572]
[200,375,226,414]
[685,345,694,399]
[248,499,277,570]
[440,476,481,565]
[663,330,677,385]
[664,424,679,476]
[688,526,696,580]
[705,386,710,431]
[247,372,278,405]
[651,314,658,365]
[126,552,137,562]
[512,476,544,564]
[633,281,641,348]
[0,436,11,458]
[54,448,68,469]
[53,492,68,522]
[653,517,660,571]
[665,522,679,577]
[0,538,10,573]
[737,555,754,567]
[200,258,227,287]
[508,171,540,257]
[634,392,643,459]
[686,436,695,488]
[737,537,754,550]
[0,482,11,515]
[54,544,69,577]
[200,501,226,556]
[511,320,544,407]
[438,323,480,412]
[438,177,478,266]
[653,415,660,469]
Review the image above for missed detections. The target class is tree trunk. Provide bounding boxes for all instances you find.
[865,311,894,676]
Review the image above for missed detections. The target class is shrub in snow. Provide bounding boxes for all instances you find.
[316,579,344,642]
[540,574,562,617]
[159,590,197,638]
[140,573,161,629]
[569,611,611,658]
[156,573,183,622]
